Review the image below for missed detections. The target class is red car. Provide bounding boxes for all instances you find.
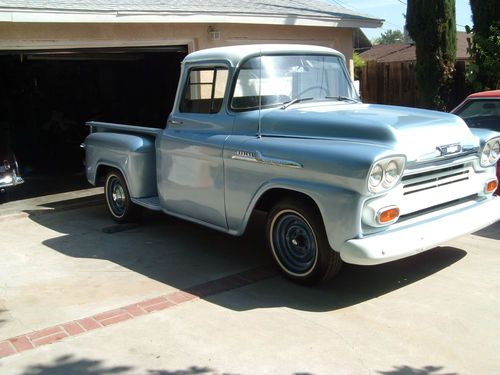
[452,90,500,194]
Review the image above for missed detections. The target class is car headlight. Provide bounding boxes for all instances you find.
[480,137,500,167]
[368,156,405,194]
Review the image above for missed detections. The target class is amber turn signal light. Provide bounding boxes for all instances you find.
[377,206,400,225]
[485,179,498,194]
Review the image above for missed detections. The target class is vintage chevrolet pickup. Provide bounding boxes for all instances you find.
[83,44,500,284]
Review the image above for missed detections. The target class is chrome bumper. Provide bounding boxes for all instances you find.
[0,175,24,189]
[339,196,500,266]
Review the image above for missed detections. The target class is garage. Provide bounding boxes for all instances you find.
[0,0,383,201]
[0,46,187,199]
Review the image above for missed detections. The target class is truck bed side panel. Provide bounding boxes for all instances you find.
[85,132,157,198]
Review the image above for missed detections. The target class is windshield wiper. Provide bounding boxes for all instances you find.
[325,96,360,103]
[281,97,314,110]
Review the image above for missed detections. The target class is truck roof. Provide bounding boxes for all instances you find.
[183,44,345,67]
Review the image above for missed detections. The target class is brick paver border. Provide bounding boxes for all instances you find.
[0,266,276,359]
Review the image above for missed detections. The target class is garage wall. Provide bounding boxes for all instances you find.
[0,21,356,197]
[0,22,354,76]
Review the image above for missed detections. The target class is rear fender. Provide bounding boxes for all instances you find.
[84,132,157,198]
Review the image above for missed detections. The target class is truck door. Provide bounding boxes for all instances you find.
[157,65,231,229]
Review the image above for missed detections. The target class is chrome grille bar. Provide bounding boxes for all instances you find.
[402,164,471,195]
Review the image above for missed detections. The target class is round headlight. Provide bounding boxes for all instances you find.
[367,156,406,194]
[384,161,399,184]
[369,164,383,188]
[490,140,500,163]
[481,143,491,166]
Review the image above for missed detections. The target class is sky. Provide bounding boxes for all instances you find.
[327,0,473,41]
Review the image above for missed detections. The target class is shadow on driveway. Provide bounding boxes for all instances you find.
[472,219,500,240]
[9,353,458,375]
[25,195,467,313]
[0,309,7,328]
[13,354,221,375]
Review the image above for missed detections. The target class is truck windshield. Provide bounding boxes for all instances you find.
[231,54,357,111]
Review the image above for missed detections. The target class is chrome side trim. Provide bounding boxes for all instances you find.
[231,151,302,169]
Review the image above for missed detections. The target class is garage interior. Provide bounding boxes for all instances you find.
[0,45,187,201]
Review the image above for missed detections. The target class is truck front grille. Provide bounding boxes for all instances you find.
[402,164,470,195]
[398,194,478,222]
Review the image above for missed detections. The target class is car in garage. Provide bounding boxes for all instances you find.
[0,145,24,201]
[452,90,500,194]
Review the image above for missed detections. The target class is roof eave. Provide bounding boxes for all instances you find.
[0,9,383,29]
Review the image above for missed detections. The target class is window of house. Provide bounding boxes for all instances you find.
[180,67,229,114]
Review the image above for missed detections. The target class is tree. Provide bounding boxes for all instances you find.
[466,0,500,90]
[373,29,405,45]
[406,0,457,110]
[353,51,365,80]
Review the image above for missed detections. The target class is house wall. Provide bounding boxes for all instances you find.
[0,22,354,76]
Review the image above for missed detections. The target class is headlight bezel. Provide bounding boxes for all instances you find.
[367,156,406,194]
[480,137,500,167]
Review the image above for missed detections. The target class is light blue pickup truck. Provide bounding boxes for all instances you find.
[83,45,500,284]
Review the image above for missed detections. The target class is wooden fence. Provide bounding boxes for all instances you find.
[359,60,467,110]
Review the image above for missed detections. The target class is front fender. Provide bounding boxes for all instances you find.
[234,178,363,251]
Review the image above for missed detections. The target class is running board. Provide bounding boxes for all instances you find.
[132,196,162,211]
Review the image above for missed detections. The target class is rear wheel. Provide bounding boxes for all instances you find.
[104,170,142,223]
[266,199,341,285]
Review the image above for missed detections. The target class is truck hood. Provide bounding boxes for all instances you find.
[260,102,477,162]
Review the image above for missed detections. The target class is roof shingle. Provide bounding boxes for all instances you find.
[0,0,381,24]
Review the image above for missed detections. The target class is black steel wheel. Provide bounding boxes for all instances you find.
[267,199,341,285]
[104,170,142,223]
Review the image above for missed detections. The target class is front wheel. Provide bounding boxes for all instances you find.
[266,199,341,285]
[104,170,142,223]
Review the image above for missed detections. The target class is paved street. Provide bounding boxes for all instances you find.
[0,189,499,375]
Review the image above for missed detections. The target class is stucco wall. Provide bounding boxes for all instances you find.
[0,22,354,76]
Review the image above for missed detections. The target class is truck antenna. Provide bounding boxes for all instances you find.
[257,49,262,139]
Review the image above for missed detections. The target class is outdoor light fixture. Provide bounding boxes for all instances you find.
[208,26,220,41]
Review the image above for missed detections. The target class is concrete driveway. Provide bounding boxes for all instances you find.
[0,189,499,374]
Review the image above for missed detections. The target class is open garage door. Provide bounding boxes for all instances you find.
[0,45,188,200]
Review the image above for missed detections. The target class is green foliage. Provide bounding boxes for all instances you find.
[353,51,365,80]
[470,0,499,36]
[466,0,500,90]
[406,0,457,110]
[373,30,405,45]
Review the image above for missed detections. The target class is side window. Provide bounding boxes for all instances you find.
[180,67,229,114]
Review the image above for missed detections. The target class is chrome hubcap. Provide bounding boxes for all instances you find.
[107,177,127,216]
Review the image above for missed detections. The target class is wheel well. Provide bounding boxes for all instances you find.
[95,165,117,186]
[254,188,321,217]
